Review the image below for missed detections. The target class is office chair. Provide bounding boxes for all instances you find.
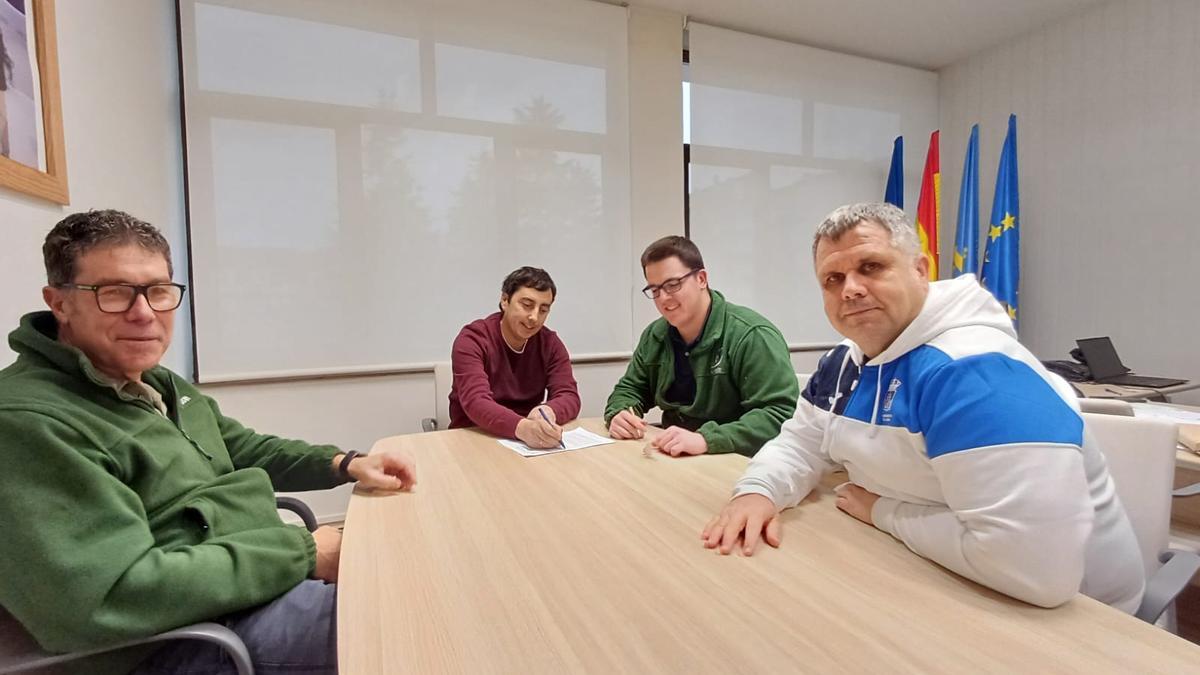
[421,362,454,432]
[1083,413,1200,630]
[0,498,318,675]
[1079,398,1200,499]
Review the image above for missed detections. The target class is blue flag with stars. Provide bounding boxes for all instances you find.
[952,125,980,278]
[884,136,903,209]
[981,114,1019,327]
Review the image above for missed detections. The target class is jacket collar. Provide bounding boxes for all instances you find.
[9,311,172,392]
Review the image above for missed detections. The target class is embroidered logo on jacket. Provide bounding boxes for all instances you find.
[180,396,192,406]
[710,351,725,375]
[881,378,902,422]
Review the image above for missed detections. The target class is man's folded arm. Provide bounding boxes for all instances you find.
[0,413,315,651]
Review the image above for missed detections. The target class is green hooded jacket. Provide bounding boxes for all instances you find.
[604,291,798,456]
[0,312,344,673]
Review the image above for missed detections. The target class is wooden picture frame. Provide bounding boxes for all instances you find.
[0,0,67,204]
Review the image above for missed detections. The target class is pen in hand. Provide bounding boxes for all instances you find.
[538,407,566,450]
[631,408,655,457]
[629,406,646,440]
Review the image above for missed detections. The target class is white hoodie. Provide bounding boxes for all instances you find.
[734,275,1145,612]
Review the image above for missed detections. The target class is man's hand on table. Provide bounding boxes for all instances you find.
[701,493,782,556]
[341,449,419,491]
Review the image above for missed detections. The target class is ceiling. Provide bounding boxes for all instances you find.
[625,0,1104,70]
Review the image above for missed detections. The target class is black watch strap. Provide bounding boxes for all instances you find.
[338,450,361,482]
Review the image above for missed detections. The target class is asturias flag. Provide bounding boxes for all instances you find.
[952,124,980,278]
[915,131,940,280]
[884,136,904,209]
[981,114,1020,327]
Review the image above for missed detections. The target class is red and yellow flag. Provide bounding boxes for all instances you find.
[915,131,940,280]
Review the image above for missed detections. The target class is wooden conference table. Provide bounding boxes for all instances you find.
[338,420,1200,673]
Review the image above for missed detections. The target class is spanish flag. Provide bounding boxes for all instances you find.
[915,131,940,280]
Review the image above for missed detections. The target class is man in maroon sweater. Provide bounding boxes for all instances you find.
[448,267,581,448]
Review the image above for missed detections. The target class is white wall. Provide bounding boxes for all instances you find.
[0,0,191,375]
[938,0,1200,404]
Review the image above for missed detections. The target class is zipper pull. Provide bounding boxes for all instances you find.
[180,429,214,460]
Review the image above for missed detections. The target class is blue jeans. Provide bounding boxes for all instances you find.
[131,580,337,674]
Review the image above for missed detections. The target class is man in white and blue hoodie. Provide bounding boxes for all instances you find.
[702,202,1144,613]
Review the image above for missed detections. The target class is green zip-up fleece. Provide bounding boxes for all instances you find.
[0,312,345,673]
[604,291,798,456]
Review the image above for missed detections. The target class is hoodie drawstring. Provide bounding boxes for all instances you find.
[868,364,884,438]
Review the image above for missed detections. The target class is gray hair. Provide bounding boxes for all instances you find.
[43,210,173,286]
[812,202,921,260]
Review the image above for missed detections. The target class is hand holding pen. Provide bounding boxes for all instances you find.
[537,406,566,450]
[608,406,647,440]
[516,406,563,449]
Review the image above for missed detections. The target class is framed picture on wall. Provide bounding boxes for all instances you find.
[0,0,67,204]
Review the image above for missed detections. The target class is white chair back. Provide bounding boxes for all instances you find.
[434,362,453,431]
[1083,412,1176,578]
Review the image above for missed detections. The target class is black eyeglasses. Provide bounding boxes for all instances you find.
[642,269,700,299]
[58,283,187,313]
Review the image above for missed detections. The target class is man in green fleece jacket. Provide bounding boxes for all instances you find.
[0,210,417,674]
[605,236,798,457]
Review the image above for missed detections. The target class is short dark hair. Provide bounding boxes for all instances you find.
[43,210,173,286]
[499,266,556,311]
[639,235,705,273]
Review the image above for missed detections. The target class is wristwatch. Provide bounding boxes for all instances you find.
[338,450,363,482]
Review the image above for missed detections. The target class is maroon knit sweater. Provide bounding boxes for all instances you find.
[448,313,581,438]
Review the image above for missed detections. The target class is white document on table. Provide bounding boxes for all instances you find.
[1129,403,1200,425]
[497,427,615,457]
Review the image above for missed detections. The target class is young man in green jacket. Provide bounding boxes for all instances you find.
[0,210,417,674]
[605,236,798,457]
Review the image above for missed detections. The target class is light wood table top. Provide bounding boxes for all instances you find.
[339,419,1200,674]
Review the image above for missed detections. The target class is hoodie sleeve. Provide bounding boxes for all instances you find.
[212,395,344,492]
[604,323,659,426]
[732,395,836,508]
[695,326,798,455]
[870,354,1095,608]
[731,347,844,507]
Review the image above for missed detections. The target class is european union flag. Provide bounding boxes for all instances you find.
[981,115,1019,327]
[952,125,980,278]
[884,136,903,209]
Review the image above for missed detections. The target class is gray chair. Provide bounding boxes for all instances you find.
[0,498,319,675]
